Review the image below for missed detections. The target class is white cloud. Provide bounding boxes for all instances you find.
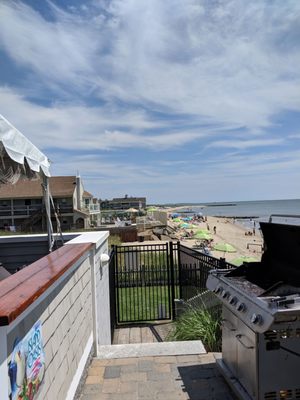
[207,138,284,150]
[0,86,203,150]
[1,0,300,132]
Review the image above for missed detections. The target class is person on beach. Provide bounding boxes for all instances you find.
[213,226,216,234]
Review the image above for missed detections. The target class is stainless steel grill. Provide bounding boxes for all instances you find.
[207,222,300,400]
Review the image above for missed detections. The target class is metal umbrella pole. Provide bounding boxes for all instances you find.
[43,174,54,252]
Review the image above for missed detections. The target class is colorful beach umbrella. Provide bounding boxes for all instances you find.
[180,223,190,228]
[173,218,181,222]
[230,256,258,266]
[193,232,212,240]
[171,213,180,218]
[213,243,236,253]
[195,229,210,234]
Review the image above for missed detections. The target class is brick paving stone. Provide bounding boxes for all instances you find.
[85,375,102,385]
[119,381,138,393]
[88,366,105,377]
[137,381,159,399]
[156,391,188,400]
[121,365,140,375]
[82,384,103,395]
[139,380,179,394]
[102,379,120,393]
[79,394,104,400]
[121,371,148,382]
[138,359,155,372]
[154,355,177,363]
[91,359,110,367]
[104,366,121,379]
[111,357,139,365]
[176,355,200,363]
[120,364,138,374]
[198,353,216,364]
[155,363,171,373]
[139,356,154,361]
[147,371,173,382]
[106,393,138,400]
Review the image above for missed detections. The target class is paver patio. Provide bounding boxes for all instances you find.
[79,353,236,400]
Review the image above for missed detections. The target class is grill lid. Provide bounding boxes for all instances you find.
[226,222,300,290]
[261,222,300,263]
[260,222,300,274]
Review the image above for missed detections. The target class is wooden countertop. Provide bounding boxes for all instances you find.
[0,243,92,326]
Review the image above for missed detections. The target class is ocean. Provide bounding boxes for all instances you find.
[186,199,300,228]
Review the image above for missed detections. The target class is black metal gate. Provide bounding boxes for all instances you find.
[112,242,178,324]
[109,241,232,327]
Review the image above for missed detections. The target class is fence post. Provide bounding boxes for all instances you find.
[177,240,183,300]
[109,245,117,341]
[169,242,176,320]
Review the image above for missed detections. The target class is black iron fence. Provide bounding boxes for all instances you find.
[178,244,233,301]
[109,241,233,326]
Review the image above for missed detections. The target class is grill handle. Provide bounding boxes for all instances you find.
[221,318,236,331]
[236,334,254,349]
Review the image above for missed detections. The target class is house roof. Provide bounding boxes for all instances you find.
[83,190,93,198]
[0,176,77,199]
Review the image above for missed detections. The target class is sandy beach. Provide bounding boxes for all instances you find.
[129,209,264,264]
[168,215,263,264]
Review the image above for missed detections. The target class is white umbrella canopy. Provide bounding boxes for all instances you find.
[127,208,139,213]
[0,114,51,184]
[0,115,55,251]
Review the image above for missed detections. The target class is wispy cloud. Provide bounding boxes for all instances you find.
[207,138,284,150]
[1,0,300,131]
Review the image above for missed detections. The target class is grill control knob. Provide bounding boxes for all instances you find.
[236,302,246,312]
[215,286,223,294]
[228,295,237,305]
[222,290,229,299]
[250,313,263,325]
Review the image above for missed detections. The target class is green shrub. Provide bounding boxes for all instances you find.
[167,304,221,352]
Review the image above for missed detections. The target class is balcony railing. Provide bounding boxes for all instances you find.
[81,203,100,213]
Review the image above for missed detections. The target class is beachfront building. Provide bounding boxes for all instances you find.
[0,175,100,231]
[100,194,146,211]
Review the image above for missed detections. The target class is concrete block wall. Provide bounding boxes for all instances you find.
[7,255,93,400]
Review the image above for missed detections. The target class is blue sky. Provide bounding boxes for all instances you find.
[1,0,300,203]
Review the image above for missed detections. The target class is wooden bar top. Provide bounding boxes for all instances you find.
[0,243,93,326]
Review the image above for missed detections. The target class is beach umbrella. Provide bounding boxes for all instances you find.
[127,207,139,213]
[182,216,193,221]
[171,213,180,218]
[195,229,210,234]
[173,218,181,222]
[147,207,157,212]
[230,256,258,266]
[193,232,213,240]
[180,223,190,228]
[213,243,236,253]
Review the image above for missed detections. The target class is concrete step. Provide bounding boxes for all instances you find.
[97,340,206,359]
